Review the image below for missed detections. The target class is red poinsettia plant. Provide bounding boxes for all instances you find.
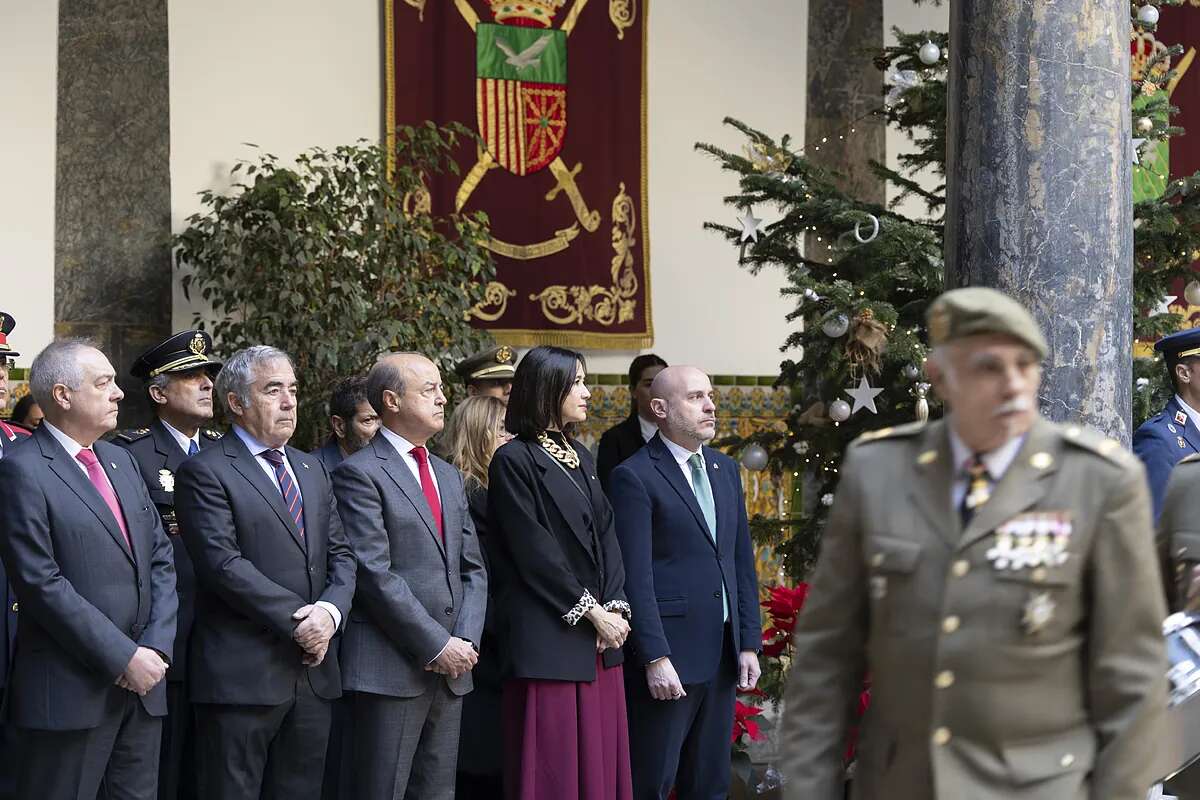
[733,581,871,765]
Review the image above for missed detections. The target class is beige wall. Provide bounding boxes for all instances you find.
[2,0,948,377]
[0,0,58,367]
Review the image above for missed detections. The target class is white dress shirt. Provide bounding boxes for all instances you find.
[659,432,704,489]
[160,418,200,455]
[947,424,1024,510]
[232,425,341,630]
[637,414,658,444]
[378,426,442,501]
[43,420,118,493]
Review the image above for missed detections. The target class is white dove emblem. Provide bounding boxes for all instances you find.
[495,34,553,71]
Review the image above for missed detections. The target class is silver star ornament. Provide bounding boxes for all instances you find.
[844,376,884,415]
[739,209,764,243]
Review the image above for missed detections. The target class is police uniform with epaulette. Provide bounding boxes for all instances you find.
[1135,327,1200,521]
[780,288,1168,800]
[111,330,222,800]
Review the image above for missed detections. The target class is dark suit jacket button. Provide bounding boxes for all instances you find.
[309,567,315,573]
[444,606,454,615]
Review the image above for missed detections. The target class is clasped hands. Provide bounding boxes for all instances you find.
[424,637,478,680]
[587,606,630,654]
[116,647,169,695]
[293,604,337,666]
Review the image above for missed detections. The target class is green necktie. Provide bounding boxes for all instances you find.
[689,453,728,621]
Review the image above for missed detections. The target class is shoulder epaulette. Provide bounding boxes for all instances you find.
[854,421,927,445]
[115,428,151,443]
[202,428,223,440]
[1061,424,1134,465]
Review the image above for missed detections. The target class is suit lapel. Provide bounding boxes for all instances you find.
[37,429,135,565]
[288,446,319,558]
[224,434,306,555]
[958,419,1059,551]
[649,436,714,550]
[96,442,145,568]
[151,420,188,474]
[374,436,446,562]
[1168,397,1200,453]
[531,443,599,565]
[907,422,957,549]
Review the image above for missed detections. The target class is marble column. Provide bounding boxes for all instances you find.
[55,0,172,427]
[805,0,886,205]
[945,1,1132,441]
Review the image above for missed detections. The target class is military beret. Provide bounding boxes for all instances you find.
[131,330,222,380]
[1154,326,1200,360]
[0,311,20,360]
[925,287,1048,359]
[455,346,516,382]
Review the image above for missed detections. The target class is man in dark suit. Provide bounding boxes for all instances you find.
[332,352,487,800]
[597,353,668,492]
[313,376,378,471]
[1134,327,1200,519]
[174,345,356,800]
[610,365,762,800]
[113,329,222,800]
[0,339,178,800]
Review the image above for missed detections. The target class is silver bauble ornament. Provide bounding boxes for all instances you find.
[740,443,769,472]
[1137,116,1154,133]
[903,363,921,381]
[1186,280,1200,307]
[1138,4,1160,26]
[918,41,941,65]
[829,399,852,423]
[821,312,850,338]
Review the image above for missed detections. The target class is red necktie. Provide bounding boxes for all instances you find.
[76,448,133,552]
[410,446,443,540]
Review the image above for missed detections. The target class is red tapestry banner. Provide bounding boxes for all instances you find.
[386,0,652,348]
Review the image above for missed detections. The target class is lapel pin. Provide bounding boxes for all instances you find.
[302,463,310,469]
[111,462,118,470]
[713,463,719,470]
[917,450,937,465]
[1177,411,1189,426]
[1030,452,1053,470]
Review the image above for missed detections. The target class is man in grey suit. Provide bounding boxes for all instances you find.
[174,346,356,800]
[332,352,487,800]
[0,339,178,800]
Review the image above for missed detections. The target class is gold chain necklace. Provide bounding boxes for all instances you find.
[537,432,580,470]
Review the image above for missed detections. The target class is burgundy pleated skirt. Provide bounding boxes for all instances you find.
[502,655,634,800]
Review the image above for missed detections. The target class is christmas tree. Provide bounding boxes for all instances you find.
[698,2,1200,587]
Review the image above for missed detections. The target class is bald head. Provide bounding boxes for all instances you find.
[650,366,717,449]
[367,352,446,445]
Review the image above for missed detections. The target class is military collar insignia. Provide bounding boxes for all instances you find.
[202,428,223,440]
[1177,410,1189,426]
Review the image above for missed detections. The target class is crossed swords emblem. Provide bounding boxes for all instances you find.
[450,0,600,259]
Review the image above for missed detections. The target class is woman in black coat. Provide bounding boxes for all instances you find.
[488,345,633,800]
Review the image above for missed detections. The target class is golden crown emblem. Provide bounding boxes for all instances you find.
[489,0,565,27]
[189,333,207,356]
[1131,30,1169,82]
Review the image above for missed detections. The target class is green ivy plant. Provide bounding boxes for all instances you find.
[175,122,495,449]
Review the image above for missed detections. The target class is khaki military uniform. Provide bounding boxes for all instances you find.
[780,416,1168,800]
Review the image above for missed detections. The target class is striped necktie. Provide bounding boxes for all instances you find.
[261,449,304,538]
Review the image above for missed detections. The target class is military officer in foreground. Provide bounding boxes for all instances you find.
[780,288,1168,799]
[1135,327,1200,520]
[455,345,516,405]
[113,330,222,800]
